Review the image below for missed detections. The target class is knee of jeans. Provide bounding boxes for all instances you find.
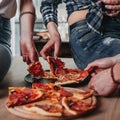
[0,45,12,81]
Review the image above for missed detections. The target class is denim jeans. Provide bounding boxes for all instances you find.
[69,17,120,69]
[0,16,12,81]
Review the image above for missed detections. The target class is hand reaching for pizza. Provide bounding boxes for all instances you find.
[85,57,114,76]
[21,39,39,65]
[40,22,61,60]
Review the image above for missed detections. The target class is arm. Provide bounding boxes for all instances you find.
[85,54,120,96]
[40,1,62,60]
[85,54,120,74]
[20,0,38,64]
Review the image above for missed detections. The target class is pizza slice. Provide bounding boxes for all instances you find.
[27,61,45,78]
[7,87,43,107]
[55,68,89,85]
[32,83,61,91]
[47,56,65,76]
[32,83,93,103]
[47,56,89,85]
[62,96,96,117]
[22,100,63,117]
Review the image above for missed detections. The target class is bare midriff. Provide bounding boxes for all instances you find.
[68,9,89,26]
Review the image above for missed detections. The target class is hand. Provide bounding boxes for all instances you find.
[88,68,118,96]
[40,22,61,60]
[99,0,120,16]
[40,34,61,60]
[85,57,114,76]
[21,39,39,65]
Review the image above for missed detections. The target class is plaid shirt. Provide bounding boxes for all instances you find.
[40,0,103,33]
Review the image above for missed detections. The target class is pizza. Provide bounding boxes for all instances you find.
[27,61,57,79]
[47,56,65,76]
[47,56,89,85]
[27,56,89,85]
[27,61,45,78]
[54,68,89,85]
[6,83,96,120]
[7,87,43,107]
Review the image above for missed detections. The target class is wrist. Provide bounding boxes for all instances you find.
[111,63,120,84]
[47,22,59,35]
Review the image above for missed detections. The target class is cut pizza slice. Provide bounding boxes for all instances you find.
[32,83,94,103]
[47,56,65,76]
[7,87,43,107]
[62,96,96,117]
[22,100,63,117]
[27,61,45,78]
[55,68,89,85]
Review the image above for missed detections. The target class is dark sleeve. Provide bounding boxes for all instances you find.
[40,0,62,27]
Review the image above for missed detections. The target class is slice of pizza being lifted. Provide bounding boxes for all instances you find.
[27,61,56,79]
[27,61,45,78]
[47,56,65,76]
[47,56,89,85]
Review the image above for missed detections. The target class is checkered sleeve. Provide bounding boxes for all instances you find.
[40,1,60,27]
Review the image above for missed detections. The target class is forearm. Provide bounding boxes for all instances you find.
[20,0,35,40]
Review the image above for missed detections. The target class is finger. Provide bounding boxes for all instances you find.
[88,80,93,88]
[22,55,26,62]
[101,0,119,4]
[30,52,39,63]
[26,56,31,65]
[105,11,119,16]
[85,61,99,70]
[85,64,94,71]
[54,42,61,58]
[40,49,47,60]
[105,5,120,11]
[40,42,52,60]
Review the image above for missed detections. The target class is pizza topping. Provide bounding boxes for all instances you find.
[47,56,65,76]
[62,97,95,116]
[27,61,45,77]
[27,56,89,85]
[53,85,61,91]
[23,100,63,117]
[55,68,67,77]
[59,88,73,97]
[7,87,43,107]
[6,83,96,118]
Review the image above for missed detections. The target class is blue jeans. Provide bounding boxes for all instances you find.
[0,16,12,81]
[69,17,120,69]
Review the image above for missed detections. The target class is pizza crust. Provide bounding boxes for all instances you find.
[62,97,77,115]
[55,80,79,85]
